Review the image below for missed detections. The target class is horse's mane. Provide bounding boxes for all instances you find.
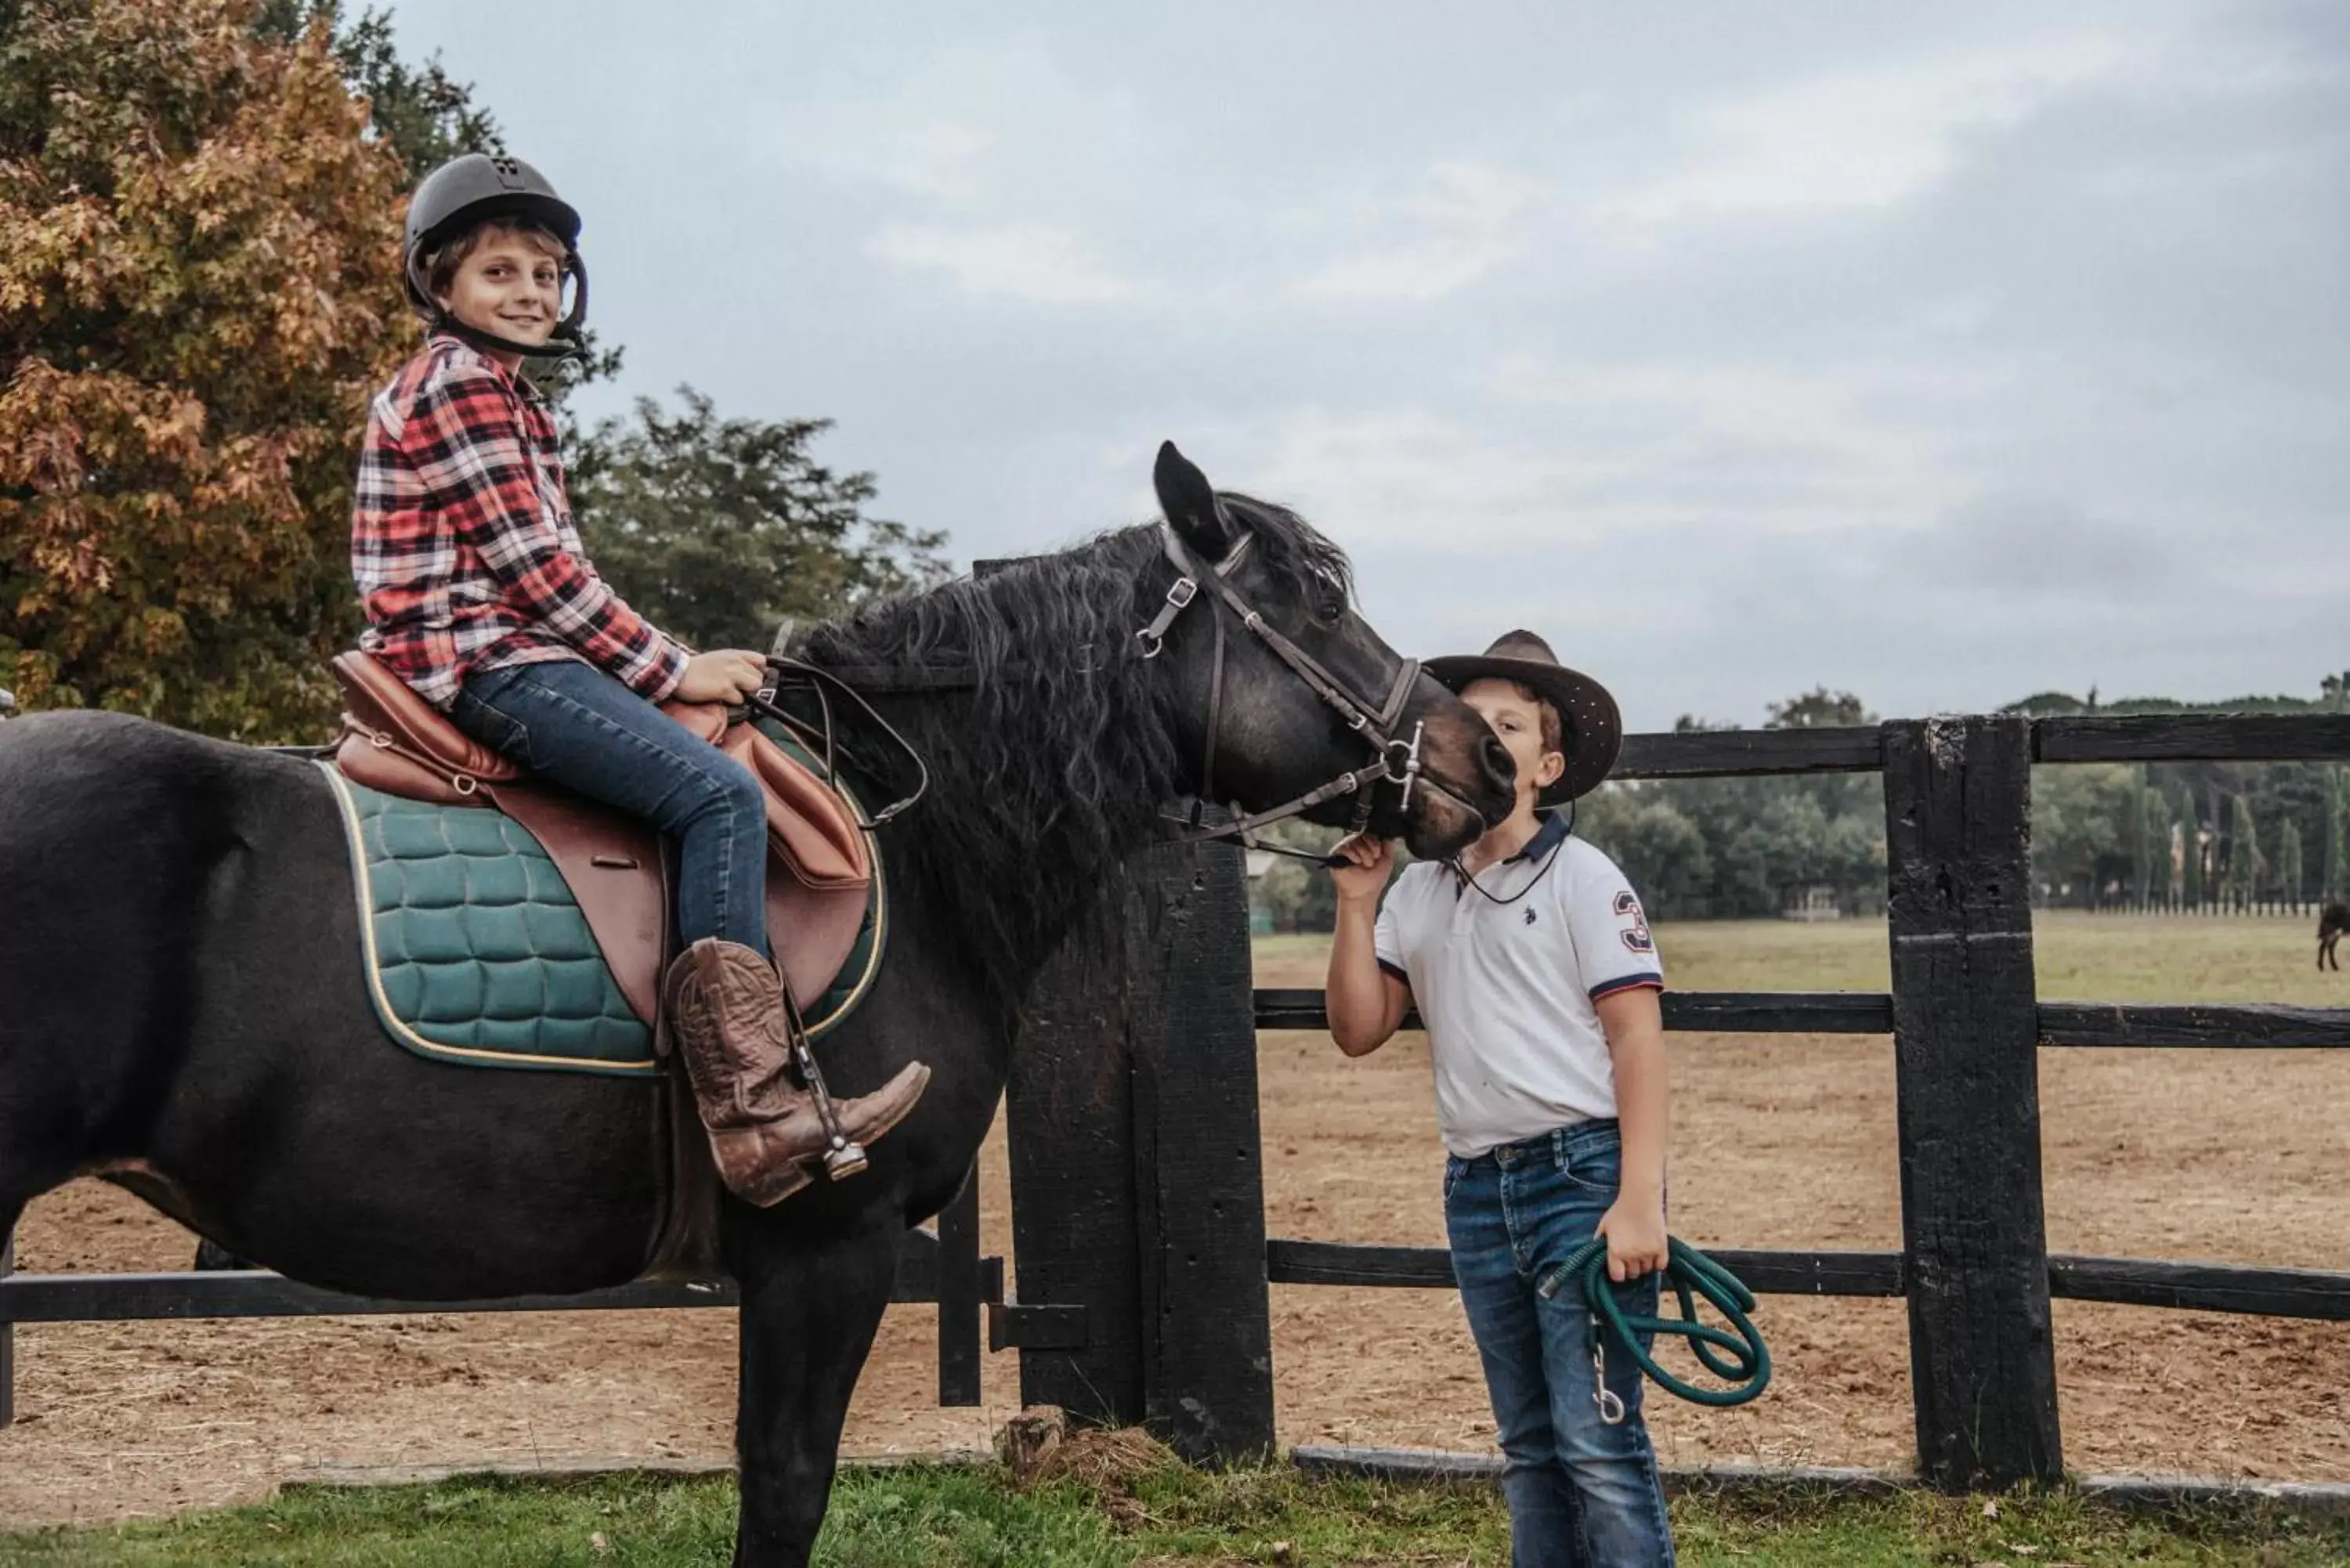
[797,496,1351,999]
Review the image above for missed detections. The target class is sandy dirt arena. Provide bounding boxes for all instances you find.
[4,913,2346,1526]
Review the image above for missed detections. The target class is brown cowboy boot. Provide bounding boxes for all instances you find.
[662,938,931,1207]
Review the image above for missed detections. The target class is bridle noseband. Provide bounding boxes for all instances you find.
[1136,522,1473,858]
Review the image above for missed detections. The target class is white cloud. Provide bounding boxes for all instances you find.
[1486,356,1977,532]
[864,222,1139,305]
[1241,352,1978,565]
[1589,34,2146,235]
[1289,161,1552,303]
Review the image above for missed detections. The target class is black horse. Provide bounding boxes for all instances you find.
[0,446,1511,1565]
[2320,902,2350,970]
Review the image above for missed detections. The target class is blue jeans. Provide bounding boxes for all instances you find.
[450,659,770,955]
[1446,1120,1675,1567]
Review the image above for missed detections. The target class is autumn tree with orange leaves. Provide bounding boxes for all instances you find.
[0,0,413,738]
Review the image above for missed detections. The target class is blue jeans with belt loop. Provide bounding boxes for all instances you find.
[450,658,772,957]
[1445,1118,1675,1567]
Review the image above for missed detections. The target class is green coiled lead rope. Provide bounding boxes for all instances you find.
[1534,1237,1771,1422]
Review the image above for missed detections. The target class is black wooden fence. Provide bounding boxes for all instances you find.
[8,710,2350,1489]
[0,1166,994,1429]
[1004,710,2350,1490]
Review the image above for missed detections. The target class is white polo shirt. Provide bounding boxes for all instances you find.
[1373,813,1664,1159]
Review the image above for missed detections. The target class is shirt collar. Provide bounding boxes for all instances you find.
[429,333,547,405]
[1504,809,1571,865]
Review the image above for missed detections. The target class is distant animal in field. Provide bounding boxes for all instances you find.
[2319,903,2350,971]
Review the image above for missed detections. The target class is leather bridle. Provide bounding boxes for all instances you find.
[1136,524,1482,857]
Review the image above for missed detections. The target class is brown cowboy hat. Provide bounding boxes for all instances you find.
[1423,630,1622,808]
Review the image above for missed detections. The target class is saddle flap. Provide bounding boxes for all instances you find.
[331,651,524,787]
[722,723,871,891]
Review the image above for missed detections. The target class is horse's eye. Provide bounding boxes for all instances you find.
[1314,598,1345,625]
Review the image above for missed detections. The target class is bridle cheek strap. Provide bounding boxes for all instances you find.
[1139,525,1475,858]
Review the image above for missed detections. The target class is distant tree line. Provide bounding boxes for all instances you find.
[1248,677,2350,932]
[2020,680,2350,913]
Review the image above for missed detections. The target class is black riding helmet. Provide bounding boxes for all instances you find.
[403,152,589,359]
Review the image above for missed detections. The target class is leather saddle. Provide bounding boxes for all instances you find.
[325,652,873,1025]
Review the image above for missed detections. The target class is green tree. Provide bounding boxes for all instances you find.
[573,388,950,652]
[2132,780,2160,908]
[2182,799,2205,911]
[1578,792,1712,916]
[2277,820,2305,911]
[255,1,500,179]
[1765,688,1871,729]
[2229,793,2260,909]
[2165,813,2183,907]
[2330,771,2348,901]
[2031,763,2138,908]
[253,2,620,398]
[1244,818,1347,934]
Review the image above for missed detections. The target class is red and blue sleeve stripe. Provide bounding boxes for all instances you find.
[1589,973,1664,1001]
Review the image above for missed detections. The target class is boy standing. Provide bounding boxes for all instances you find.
[1326,630,1673,1566]
[353,153,926,1204]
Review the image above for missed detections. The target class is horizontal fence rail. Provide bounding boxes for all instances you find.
[1255,991,2350,1049]
[1611,711,2350,779]
[0,1168,992,1426]
[1265,1240,1905,1297]
[1263,1241,2350,1321]
[0,1229,953,1324]
[1617,727,1885,779]
[2030,713,2350,764]
[2035,1003,2350,1050]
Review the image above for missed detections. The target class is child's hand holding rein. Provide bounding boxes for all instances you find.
[1596,1194,1669,1283]
[676,649,768,705]
[1328,833,1395,905]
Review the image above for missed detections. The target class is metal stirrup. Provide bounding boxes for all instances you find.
[783,998,866,1180]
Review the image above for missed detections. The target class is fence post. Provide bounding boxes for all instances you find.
[1130,832,1275,1461]
[935,1164,982,1407]
[1882,716,2062,1490]
[1002,833,1276,1461]
[1,1229,13,1428]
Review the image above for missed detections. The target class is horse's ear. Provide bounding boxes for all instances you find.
[1155,440,1237,562]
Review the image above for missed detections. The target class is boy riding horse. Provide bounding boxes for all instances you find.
[352,153,927,1205]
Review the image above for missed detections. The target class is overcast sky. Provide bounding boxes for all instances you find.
[384,0,2345,731]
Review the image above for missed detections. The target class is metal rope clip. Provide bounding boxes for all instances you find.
[1383,721,1425,811]
[1593,1344,1626,1425]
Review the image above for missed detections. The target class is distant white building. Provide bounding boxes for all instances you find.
[1784,884,1842,922]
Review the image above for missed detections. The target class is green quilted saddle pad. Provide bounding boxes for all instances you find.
[320,743,885,1078]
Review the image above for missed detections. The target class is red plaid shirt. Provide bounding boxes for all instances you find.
[352,336,688,710]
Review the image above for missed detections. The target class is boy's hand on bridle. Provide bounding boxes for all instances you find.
[1596,1196,1669,1283]
[677,649,768,705]
[1328,833,1395,904]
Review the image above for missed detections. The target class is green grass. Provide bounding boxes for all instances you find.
[5,1462,2348,1567]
